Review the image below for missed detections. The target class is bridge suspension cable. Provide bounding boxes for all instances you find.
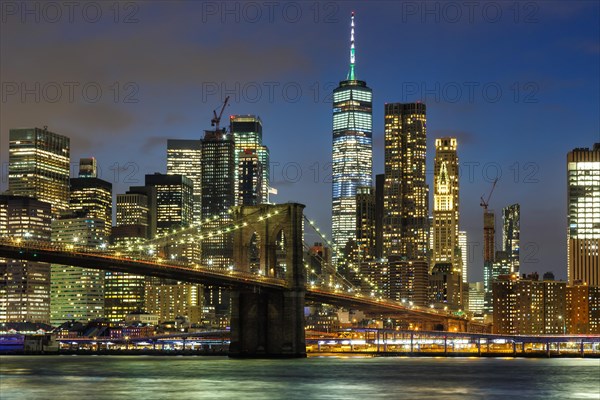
[303,216,385,299]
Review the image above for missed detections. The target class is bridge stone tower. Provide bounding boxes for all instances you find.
[229,203,306,358]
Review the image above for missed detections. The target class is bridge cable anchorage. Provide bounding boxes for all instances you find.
[303,216,385,300]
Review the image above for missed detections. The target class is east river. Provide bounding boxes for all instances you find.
[1,356,599,399]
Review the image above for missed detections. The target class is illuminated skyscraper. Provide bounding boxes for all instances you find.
[145,173,193,236]
[70,159,112,238]
[167,140,202,225]
[8,127,70,216]
[105,188,156,322]
[459,231,468,283]
[432,138,461,275]
[201,128,236,320]
[355,186,376,262]
[237,149,263,206]
[201,130,236,269]
[483,210,496,314]
[230,115,269,204]
[332,12,373,260]
[0,195,52,323]
[50,215,106,325]
[502,204,520,274]
[383,102,428,260]
[567,143,600,287]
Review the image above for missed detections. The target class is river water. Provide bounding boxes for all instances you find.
[0,356,598,399]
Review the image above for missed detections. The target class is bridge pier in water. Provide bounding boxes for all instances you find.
[229,203,307,358]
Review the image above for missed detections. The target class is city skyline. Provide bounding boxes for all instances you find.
[1,3,599,283]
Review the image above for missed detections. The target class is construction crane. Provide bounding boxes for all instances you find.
[480,178,498,211]
[211,96,230,132]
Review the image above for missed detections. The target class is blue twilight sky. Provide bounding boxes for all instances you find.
[1,1,599,282]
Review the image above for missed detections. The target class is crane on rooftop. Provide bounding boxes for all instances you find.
[480,178,498,211]
[211,96,230,132]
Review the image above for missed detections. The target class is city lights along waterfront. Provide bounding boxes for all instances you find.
[1,2,599,399]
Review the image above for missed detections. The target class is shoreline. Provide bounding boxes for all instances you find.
[1,350,598,359]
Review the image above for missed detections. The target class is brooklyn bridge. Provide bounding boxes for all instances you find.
[0,203,488,357]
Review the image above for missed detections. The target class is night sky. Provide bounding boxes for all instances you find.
[1,1,599,282]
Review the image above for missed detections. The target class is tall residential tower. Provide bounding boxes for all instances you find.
[383,102,428,260]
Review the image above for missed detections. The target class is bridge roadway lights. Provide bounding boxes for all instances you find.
[229,203,307,358]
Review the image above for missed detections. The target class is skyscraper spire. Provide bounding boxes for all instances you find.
[348,12,356,80]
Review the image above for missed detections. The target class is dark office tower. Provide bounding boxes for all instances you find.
[383,103,428,261]
[355,186,376,262]
[230,115,269,204]
[201,128,236,322]
[0,196,52,323]
[78,157,97,178]
[70,159,113,238]
[332,12,373,261]
[201,130,236,269]
[374,174,385,259]
[502,204,520,274]
[567,143,600,287]
[145,173,193,236]
[238,149,263,206]
[167,139,202,225]
[482,210,496,314]
[8,127,70,216]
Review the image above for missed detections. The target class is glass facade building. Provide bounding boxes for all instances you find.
[230,115,269,205]
[50,216,106,325]
[0,196,52,323]
[502,204,520,274]
[567,143,600,287]
[8,127,70,216]
[201,130,236,269]
[383,102,428,260]
[167,140,202,225]
[332,13,373,260]
[70,159,112,238]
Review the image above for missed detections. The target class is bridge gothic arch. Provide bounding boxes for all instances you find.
[229,203,307,357]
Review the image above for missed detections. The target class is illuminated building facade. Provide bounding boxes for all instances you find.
[483,211,496,314]
[432,138,460,275]
[105,188,157,322]
[237,149,263,206]
[167,139,202,225]
[8,127,70,216]
[467,282,485,317]
[567,283,600,334]
[332,13,373,260]
[502,203,520,274]
[567,143,600,287]
[429,263,462,309]
[50,216,106,325]
[145,173,193,236]
[200,130,236,269]
[493,273,569,335]
[70,159,112,238]
[459,231,468,283]
[230,115,269,204]
[144,284,202,324]
[383,102,428,260]
[355,186,376,262]
[0,196,52,323]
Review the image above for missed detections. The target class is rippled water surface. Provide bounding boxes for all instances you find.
[1,356,599,399]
